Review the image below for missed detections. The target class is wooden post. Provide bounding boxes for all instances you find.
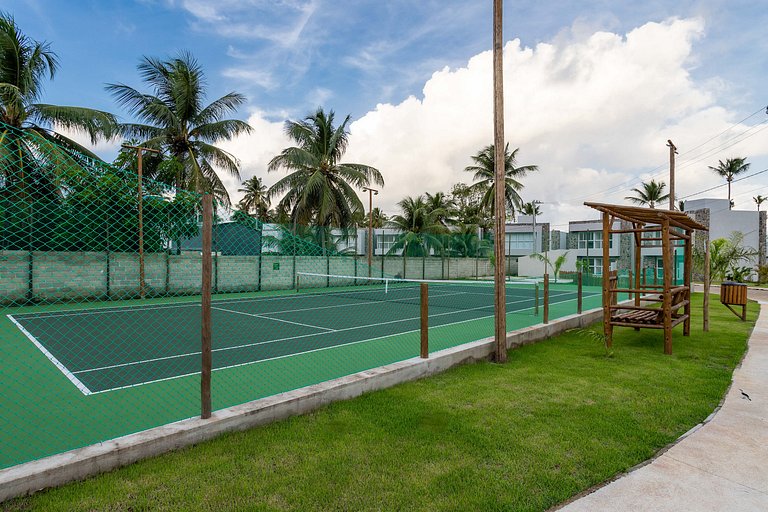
[662,219,672,355]
[420,283,429,358]
[122,144,160,299]
[667,140,677,211]
[704,237,710,332]
[602,213,612,349]
[363,187,378,277]
[543,273,549,324]
[683,230,692,336]
[634,231,642,307]
[201,194,213,419]
[492,0,507,363]
[577,271,583,314]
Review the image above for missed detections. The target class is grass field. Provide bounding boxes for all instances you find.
[0,279,603,469]
[2,293,754,512]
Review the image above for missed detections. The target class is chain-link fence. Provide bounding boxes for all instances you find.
[1,122,606,470]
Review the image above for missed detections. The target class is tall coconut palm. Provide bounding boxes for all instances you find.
[106,52,252,206]
[464,143,537,218]
[387,195,447,257]
[424,191,457,228]
[754,195,766,212]
[625,179,670,208]
[268,108,384,239]
[0,12,116,190]
[238,176,270,220]
[520,201,542,216]
[709,157,750,209]
[370,207,387,228]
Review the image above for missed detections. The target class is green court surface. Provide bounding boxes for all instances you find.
[1,280,603,469]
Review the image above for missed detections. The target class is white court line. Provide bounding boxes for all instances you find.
[15,289,600,394]
[73,294,541,376]
[83,293,589,394]
[211,306,336,331]
[7,315,93,396]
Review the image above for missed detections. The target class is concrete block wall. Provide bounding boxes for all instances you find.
[109,253,167,297]
[167,253,202,293]
[0,251,29,299]
[32,252,106,300]
[216,256,259,293]
[0,252,497,302]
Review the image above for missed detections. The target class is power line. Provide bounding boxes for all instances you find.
[572,104,768,202]
[680,167,768,200]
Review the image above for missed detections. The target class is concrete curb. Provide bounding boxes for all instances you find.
[0,306,605,501]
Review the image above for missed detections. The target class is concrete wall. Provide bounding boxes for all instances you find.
[0,251,496,302]
[516,249,576,277]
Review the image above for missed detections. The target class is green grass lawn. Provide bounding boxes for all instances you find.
[3,294,755,512]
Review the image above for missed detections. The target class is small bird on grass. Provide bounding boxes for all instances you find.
[739,389,752,401]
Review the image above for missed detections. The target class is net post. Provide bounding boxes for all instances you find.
[577,271,583,314]
[201,194,213,420]
[296,273,300,293]
[420,282,429,359]
[534,283,539,316]
[543,274,549,324]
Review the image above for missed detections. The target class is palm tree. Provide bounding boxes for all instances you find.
[370,207,387,228]
[238,176,270,220]
[424,191,457,227]
[709,158,750,209]
[387,195,447,256]
[464,143,537,218]
[625,180,670,208]
[754,195,766,212]
[520,201,542,216]
[0,12,116,190]
[106,52,252,206]
[268,108,384,244]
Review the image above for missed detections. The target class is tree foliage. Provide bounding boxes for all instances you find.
[107,52,252,206]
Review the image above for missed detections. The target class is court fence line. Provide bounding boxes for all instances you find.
[0,122,621,473]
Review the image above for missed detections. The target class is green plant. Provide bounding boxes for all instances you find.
[574,327,614,357]
[693,232,757,282]
[725,265,752,283]
[757,265,768,284]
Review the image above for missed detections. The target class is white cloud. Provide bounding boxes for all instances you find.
[216,17,768,226]
[217,110,291,208]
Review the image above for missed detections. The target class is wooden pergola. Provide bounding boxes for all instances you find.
[584,202,709,355]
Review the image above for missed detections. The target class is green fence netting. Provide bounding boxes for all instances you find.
[0,122,606,470]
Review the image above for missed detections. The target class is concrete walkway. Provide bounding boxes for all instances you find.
[558,289,768,511]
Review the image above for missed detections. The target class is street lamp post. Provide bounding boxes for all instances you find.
[362,187,379,277]
[122,144,161,299]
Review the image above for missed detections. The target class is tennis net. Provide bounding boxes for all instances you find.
[295,272,541,311]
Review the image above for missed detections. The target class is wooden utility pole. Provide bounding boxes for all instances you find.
[667,140,677,210]
[704,237,710,332]
[362,187,378,277]
[493,0,507,363]
[201,194,213,419]
[122,144,161,299]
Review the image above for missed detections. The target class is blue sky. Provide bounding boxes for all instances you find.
[5,1,768,225]
[8,0,764,122]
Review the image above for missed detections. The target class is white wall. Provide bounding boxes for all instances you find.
[517,249,576,277]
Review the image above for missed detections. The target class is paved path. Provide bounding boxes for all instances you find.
[558,289,768,511]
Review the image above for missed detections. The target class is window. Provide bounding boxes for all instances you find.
[642,230,661,247]
[578,257,617,276]
[376,234,397,254]
[506,232,533,250]
[576,231,612,249]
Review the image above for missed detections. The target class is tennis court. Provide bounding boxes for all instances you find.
[8,275,599,396]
